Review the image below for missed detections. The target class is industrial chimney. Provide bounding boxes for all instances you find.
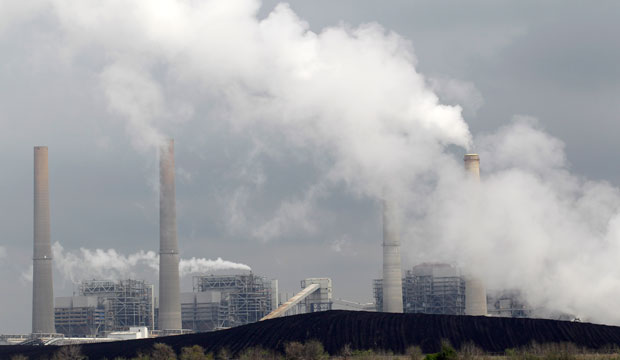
[32,146,55,334]
[158,139,182,330]
[463,154,487,316]
[382,197,403,313]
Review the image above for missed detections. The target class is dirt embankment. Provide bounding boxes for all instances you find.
[3,310,620,359]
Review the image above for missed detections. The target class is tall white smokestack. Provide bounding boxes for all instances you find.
[463,153,487,316]
[158,139,182,330]
[32,146,55,334]
[382,197,403,313]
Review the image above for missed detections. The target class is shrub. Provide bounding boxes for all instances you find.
[52,345,87,360]
[303,340,328,360]
[215,348,231,360]
[339,344,353,359]
[284,340,328,360]
[425,341,457,360]
[406,346,423,360]
[180,345,214,360]
[238,346,282,360]
[349,349,377,360]
[284,342,305,360]
[457,342,484,360]
[151,343,177,360]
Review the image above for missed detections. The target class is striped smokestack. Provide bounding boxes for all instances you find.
[32,146,55,334]
[463,153,487,316]
[382,197,403,313]
[158,139,182,330]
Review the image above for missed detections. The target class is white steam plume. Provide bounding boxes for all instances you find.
[4,0,620,325]
[20,242,250,283]
[180,257,251,275]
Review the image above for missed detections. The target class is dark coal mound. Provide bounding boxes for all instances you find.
[4,310,620,359]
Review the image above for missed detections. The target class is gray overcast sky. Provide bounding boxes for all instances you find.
[1,0,619,332]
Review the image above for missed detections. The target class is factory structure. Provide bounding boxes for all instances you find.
[373,263,532,317]
[54,279,154,337]
[11,145,538,345]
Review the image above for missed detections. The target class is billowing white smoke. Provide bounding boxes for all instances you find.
[34,242,251,283]
[411,117,620,323]
[4,0,620,325]
[180,257,251,275]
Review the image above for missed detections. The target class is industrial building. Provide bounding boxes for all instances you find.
[374,263,466,315]
[487,290,532,318]
[54,279,154,337]
[180,273,276,331]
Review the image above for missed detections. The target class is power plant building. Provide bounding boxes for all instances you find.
[374,263,466,315]
[54,279,154,337]
[181,273,276,331]
[487,290,532,318]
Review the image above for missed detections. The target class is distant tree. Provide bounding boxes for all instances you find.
[180,345,213,360]
[151,343,177,360]
[51,345,87,360]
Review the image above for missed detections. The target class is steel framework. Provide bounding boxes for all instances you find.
[192,274,274,330]
[373,268,466,315]
[80,279,155,330]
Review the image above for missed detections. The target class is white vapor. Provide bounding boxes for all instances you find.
[20,242,250,283]
[180,257,251,275]
[4,0,620,326]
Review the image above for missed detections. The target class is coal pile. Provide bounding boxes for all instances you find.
[5,310,620,359]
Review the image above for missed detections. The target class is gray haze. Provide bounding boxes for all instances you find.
[1,0,620,332]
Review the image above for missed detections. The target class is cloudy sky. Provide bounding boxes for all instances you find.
[1,0,620,333]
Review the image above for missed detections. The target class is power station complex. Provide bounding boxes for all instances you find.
[13,143,532,344]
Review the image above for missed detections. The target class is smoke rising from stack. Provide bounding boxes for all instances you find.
[32,146,55,334]
[5,1,620,325]
[21,242,251,283]
[159,139,182,330]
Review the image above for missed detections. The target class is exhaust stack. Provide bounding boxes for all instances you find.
[32,146,55,334]
[382,197,403,313]
[463,154,487,316]
[158,139,182,330]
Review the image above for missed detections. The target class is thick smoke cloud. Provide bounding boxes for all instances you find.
[3,0,620,326]
[410,118,620,322]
